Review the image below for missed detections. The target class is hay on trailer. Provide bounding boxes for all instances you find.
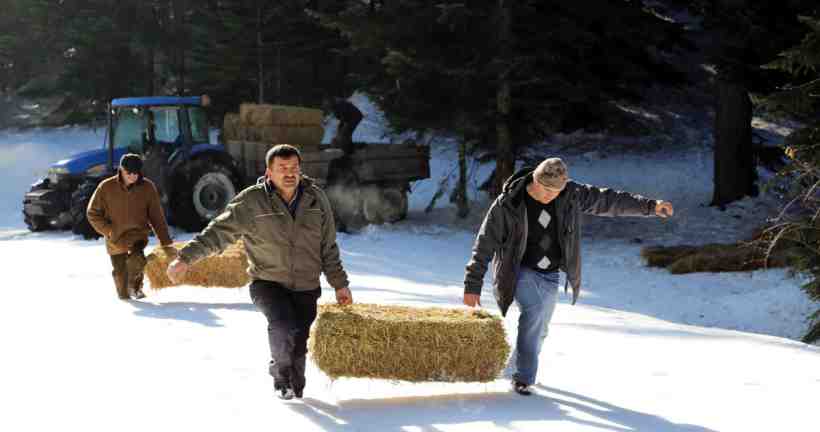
[144,241,249,289]
[239,103,323,126]
[222,113,241,141]
[310,303,510,383]
[240,125,324,148]
[641,242,789,274]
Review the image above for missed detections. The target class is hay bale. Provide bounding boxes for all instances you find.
[222,113,241,141]
[641,245,700,268]
[144,241,249,289]
[310,304,510,383]
[240,125,324,148]
[239,103,323,126]
[641,243,789,274]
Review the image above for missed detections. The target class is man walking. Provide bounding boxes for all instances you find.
[87,153,173,300]
[166,144,353,400]
[463,157,673,395]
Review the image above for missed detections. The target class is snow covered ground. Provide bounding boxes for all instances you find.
[1,103,818,431]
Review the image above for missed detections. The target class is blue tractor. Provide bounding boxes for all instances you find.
[22,96,241,237]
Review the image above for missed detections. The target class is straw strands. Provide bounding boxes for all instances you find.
[310,303,510,383]
[144,241,249,289]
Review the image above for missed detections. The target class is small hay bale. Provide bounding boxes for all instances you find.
[239,103,323,126]
[222,113,241,141]
[642,243,788,274]
[144,241,249,289]
[640,245,700,268]
[310,304,510,383]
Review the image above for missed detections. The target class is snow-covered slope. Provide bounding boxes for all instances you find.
[1,97,818,431]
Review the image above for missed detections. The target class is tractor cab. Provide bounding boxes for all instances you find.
[23,95,240,237]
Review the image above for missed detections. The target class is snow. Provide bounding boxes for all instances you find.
[1,101,819,431]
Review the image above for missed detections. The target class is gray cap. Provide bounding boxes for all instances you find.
[533,157,569,191]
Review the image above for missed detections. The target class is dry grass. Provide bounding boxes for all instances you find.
[310,303,510,383]
[239,103,323,126]
[144,241,249,289]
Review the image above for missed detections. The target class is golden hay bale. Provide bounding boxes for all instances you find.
[222,113,241,141]
[239,125,324,148]
[310,304,510,383]
[144,241,249,289]
[239,103,324,126]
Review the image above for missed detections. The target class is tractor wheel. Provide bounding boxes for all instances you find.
[71,179,103,240]
[361,185,409,225]
[172,159,238,233]
[23,182,51,232]
[23,213,48,232]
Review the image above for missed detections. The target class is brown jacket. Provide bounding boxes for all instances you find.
[87,173,172,255]
[178,176,349,292]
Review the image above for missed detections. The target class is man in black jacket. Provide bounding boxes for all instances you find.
[463,157,673,396]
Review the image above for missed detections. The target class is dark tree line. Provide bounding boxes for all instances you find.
[0,0,352,119]
[1,0,819,207]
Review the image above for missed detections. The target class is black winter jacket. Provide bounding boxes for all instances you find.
[464,167,658,316]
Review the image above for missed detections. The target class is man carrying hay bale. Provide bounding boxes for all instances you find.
[166,144,353,401]
[87,153,174,300]
[464,157,674,395]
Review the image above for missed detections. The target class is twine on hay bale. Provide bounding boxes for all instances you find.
[144,241,249,289]
[310,304,510,383]
[239,103,323,126]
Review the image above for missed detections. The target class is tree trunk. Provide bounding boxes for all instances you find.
[494,0,514,197]
[256,3,264,103]
[456,140,470,218]
[711,79,756,207]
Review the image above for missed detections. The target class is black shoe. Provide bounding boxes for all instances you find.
[512,380,532,396]
[132,289,146,300]
[278,387,295,400]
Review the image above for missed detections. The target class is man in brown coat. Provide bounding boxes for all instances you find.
[87,153,173,300]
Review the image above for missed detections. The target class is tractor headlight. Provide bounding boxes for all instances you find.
[47,167,69,184]
[85,164,107,176]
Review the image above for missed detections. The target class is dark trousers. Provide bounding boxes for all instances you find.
[249,280,321,392]
[109,247,147,300]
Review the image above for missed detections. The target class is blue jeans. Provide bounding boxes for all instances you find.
[512,268,560,385]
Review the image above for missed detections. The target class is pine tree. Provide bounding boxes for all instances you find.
[759,15,820,343]
[188,0,350,118]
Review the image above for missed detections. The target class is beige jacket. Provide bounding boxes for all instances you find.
[87,174,173,255]
[178,177,349,291]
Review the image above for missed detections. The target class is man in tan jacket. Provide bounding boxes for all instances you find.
[166,144,353,401]
[87,153,173,300]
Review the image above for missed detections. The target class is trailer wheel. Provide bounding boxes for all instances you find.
[362,185,408,224]
[71,179,103,240]
[325,162,365,232]
[172,160,237,232]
